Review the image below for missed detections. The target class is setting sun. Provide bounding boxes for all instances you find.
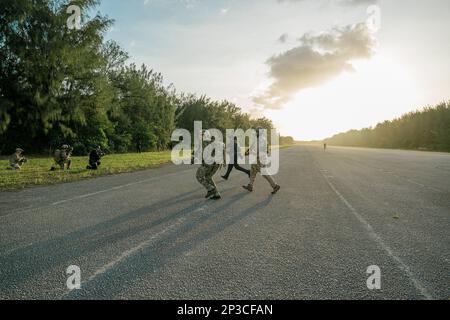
[266,53,423,140]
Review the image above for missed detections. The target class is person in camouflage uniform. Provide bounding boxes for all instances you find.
[8,148,27,170]
[196,163,222,199]
[50,145,73,171]
[243,129,281,195]
[195,130,225,200]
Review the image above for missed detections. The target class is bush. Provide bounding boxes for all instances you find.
[72,142,88,156]
[326,101,450,152]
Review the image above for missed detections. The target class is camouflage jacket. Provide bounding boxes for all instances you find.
[54,149,71,163]
[9,153,25,165]
[193,140,226,167]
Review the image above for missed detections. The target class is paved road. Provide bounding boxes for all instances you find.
[0,146,449,300]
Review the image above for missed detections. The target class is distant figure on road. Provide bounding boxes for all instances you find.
[195,130,224,200]
[50,145,73,171]
[8,148,27,170]
[86,146,105,170]
[324,143,327,151]
[243,128,280,195]
[222,137,250,180]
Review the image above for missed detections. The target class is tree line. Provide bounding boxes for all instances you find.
[325,101,450,152]
[0,0,278,156]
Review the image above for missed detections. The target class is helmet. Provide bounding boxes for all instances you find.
[16,148,24,153]
[61,145,69,149]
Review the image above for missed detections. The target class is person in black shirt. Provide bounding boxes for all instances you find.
[86,146,105,170]
[222,137,250,180]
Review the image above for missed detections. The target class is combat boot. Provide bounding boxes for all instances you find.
[210,193,222,200]
[272,185,281,195]
[205,189,216,198]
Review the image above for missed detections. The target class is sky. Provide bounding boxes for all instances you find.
[96,0,450,140]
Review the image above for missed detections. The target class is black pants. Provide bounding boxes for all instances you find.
[223,163,250,179]
[87,161,101,170]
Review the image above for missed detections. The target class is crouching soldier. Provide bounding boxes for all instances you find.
[86,146,105,170]
[50,145,73,171]
[8,148,27,170]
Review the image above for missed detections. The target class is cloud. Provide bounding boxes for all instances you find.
[253,22,376,109]
[278,33,289,43]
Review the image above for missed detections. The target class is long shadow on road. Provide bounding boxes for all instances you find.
[66,194,274,299]
[0,187,214,291]
[0,184,259,296]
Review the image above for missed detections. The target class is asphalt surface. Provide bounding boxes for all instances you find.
[0,146,449,300]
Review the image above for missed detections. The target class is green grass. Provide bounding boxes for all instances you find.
[0,151,173,191]
[0,145,295,191]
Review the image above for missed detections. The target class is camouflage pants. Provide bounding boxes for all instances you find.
[249,164,277,188]
[196,164,221,192]
[52,159,72,170]
[8,163,21,170]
